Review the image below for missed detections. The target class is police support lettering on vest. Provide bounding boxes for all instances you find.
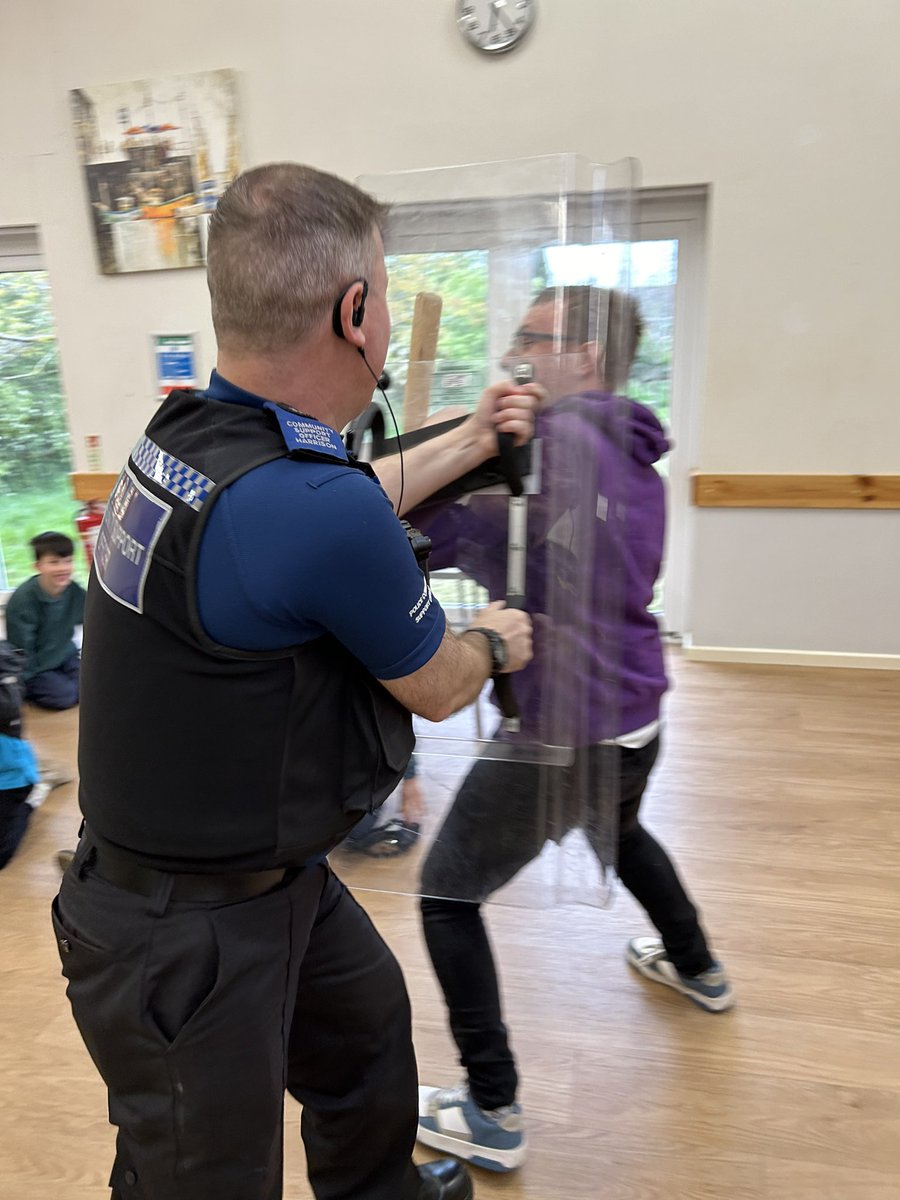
[109,519,146,565]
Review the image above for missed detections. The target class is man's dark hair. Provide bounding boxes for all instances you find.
[533,285,643,392]
[30,531,74,560]
[207,163,389,356]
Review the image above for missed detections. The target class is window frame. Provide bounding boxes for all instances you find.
[0,225,43,273]
[634,189,708,637]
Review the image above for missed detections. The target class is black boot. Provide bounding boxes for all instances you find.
[417,1158,474,1200]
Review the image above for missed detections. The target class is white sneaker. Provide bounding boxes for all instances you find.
[417,1084,526,1172]
[27,781,51,809]
[626,936,734,1012]
[40,762,74,789]
[27,762,74,809]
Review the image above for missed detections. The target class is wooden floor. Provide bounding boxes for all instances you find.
[2,654,899,1199]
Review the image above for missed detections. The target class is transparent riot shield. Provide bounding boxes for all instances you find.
[333,155,639,907]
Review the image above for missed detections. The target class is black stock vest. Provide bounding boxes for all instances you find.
[78,389,414,871]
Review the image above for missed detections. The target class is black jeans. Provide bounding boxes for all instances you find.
[52,842,421,1200]
[25,648,80,710]
[420,736,713,1110]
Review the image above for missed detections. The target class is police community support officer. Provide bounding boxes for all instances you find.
[52,163,535,1200]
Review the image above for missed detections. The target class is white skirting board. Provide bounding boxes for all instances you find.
[682,638,900,671]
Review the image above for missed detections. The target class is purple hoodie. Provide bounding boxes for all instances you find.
[412,391,669,744]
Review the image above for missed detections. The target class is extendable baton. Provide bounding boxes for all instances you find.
[492,363,533,733]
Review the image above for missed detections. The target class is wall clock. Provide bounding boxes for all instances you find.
[456,0,536,56]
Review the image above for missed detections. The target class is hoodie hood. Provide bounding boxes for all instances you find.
[550,390,670,467]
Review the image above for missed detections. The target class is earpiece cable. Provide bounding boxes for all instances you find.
[358,352,405,516]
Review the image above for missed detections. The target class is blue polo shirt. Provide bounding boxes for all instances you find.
[195,372,445,680]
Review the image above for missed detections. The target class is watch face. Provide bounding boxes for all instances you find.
[456,0,536,55]
[491,631,508,672]
[468,627,508,673]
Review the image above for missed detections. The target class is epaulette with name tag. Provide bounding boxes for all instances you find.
[265,403,349,464]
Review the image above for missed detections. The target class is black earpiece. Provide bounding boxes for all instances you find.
[332,278,368,339]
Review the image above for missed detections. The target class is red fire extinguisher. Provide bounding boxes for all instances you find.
[75,500,106,569]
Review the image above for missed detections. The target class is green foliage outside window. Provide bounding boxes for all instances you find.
[0,274,71,490]
[630,282,675,430]
[385,251,489,424]
[0,272,81,589]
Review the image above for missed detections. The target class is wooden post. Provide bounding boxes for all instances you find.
[402,292,443,431]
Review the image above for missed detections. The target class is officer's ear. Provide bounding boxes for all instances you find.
[332,279,368,348]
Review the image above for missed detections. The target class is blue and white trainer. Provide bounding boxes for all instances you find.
[417,1084,526,1172]
[626,936,734,1012]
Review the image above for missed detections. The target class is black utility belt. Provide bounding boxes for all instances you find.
[87,843,287,902]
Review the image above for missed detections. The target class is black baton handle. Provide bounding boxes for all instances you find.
[492,592,525,723]
[492,670,520,722]
[496,431,525,498]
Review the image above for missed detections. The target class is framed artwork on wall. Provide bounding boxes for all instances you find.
[70,69,240,275]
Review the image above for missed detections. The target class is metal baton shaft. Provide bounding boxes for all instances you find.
[493,362,533,732]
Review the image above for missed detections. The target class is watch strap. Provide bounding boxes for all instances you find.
[465,626,507,675]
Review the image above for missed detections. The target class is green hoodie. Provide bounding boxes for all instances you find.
[5,575,85,679]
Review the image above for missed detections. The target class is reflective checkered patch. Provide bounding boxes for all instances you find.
[130,435,215,512]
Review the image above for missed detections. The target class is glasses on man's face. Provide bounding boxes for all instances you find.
[508,330,580,354]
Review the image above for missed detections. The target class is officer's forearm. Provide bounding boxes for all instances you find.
[376,420,488,517]
[379,624,492,723]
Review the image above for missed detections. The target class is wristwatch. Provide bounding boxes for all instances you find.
[465,626,509,674]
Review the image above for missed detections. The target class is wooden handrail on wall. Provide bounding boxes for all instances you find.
[691,474,900,509]
[72,470,900,511]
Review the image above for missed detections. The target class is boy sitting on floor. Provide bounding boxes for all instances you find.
[5,531,85,711]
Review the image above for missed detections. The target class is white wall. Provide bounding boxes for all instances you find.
[2,0,898,658]
[690,509,900,658]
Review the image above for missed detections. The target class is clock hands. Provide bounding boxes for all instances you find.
[492,0,516,32]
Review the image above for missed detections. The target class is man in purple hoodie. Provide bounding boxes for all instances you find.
[413,286,733,1173]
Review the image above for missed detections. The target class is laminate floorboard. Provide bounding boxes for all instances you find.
[1,654,898,1198]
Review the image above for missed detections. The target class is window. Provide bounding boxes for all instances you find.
[385,250,489,420]
[0,229,79,589]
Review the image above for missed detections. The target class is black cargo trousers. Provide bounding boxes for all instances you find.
[51,839,421,1200]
